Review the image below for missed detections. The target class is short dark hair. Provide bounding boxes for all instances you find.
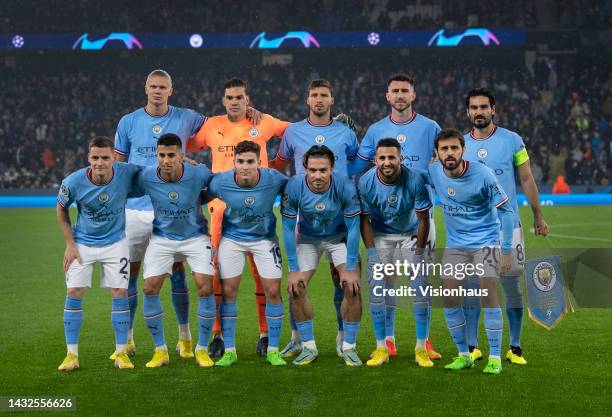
[308,79,333,96]
[387,73,415,88]
[302,145,335,169]
[157,133,182,149]
[88,136,114,150]
[435,128,465,149]
[376,138,401,152]
[465,88,495,108]
[235,140,260,157]
[224,77,248,92]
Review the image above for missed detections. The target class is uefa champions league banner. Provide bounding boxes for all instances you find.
[1,29,525,51]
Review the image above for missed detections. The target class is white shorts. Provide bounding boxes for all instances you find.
[500,227,526,276]
[441,246,500,280]
[125,209,154,262]
[218,237,282,279]
[374,231,418,265]
[143,234,214,279]
[65,239,130,289]
[297,234,347,272]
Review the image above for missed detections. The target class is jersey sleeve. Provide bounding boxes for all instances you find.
[411,172,433,212]
[207,174,220,199]
[512,133,529,166]
[280,178,300,272]
[270,169,289,195]
[357,175,372,214]
[342,178,362,218]
[280,178,299,218]
[276,130,293,162]
[186,120,212,153]
[346,129,359,161]
[341,178,361,271]
[197,164,214,189]
[124,163,145,198]
[57,177,75,208]
[483,168,509,209]
[188,109,206,136]
[114,115,131,157]
[357,126,376,163]
[268,115,291,138]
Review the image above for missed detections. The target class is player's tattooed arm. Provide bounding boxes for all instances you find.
[246,106,262,126]
[414,210,430,256]
[56,203,82,272]
[517,161,549,236]
[114,151,126,162]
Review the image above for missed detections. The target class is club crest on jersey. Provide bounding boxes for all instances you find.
[152,125,162,135]
[315,202,326,211]
[314,135,325,144]
[477,148,488,158]
[60,184,69,197]
[168,191,179,201]
[245,196,255,206]
[533,262,557,292]
[388,194,398,204]
[248,127,259,138]
[396,134,407,143]
[447,186,456,196]
[98,192,110,203]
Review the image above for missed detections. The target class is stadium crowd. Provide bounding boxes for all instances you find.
[0,60,610,189]
[3,0,611,32]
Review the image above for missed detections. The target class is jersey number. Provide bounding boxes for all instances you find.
[119,257,129,276]
[269,245,282,268]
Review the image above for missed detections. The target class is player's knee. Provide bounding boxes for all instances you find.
[143,279,161,295]
[67,287,85,298]
[112,288,127,298]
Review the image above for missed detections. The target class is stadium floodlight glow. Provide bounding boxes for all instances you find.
[12,35,24,48]
[367,32,380,46]
[249,32,320,49]
[427,29,500,47]
[72,33,143,50]
[189,34,203,48]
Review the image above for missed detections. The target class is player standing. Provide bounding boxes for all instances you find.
[281,145,362,366]
[187,77,289,357]
[353,74,441,358]
[426,128,514,374]
[206,141,288,366]
[271,79,359,357]
[56,136,140,371]
[114,69,205,359]
[358,138,433,367]
[463,88,549,364]
[135,134,215,368]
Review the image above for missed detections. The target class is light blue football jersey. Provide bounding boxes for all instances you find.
[281,174,361,238]
[426,160,510,248]
[58,162,141,247]
[208,168,288,241]
[115,105,205,210]
[464,126,528,228]
[356,113,440,171]
[277,119,359,176]
[358,166,431,234]
[136,163,213,241]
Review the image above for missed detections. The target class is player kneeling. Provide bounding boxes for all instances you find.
[136,134,215,368]
[57,137,141,371]
[206,141,289,366]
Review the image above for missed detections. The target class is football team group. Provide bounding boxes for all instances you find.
[56,69,549,375]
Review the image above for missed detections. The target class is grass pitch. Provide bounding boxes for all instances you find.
[0,206,610,416]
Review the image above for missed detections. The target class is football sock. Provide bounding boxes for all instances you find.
[463,276,481,348]
[412,274,429,344]
[484,307,503,358]
[444,307,468,355]
[501,275,524,348]
[170,270,190,327]
[333,281,344,331]
[265,302,284,350]
[296,320,315,348]
[342,321,360,351]
[127,275,138,336]
[143,294,165,347]
[63,296,82,355]
[111,296,130,348]
[197,295,215,351]
[220,300,238,350]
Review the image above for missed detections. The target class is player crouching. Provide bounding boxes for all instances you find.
[57,136,141,371]
[207,141,289,366]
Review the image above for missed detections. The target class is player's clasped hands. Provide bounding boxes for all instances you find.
[496,253,512,275]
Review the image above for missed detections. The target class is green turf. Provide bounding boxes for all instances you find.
[0,206,610,416]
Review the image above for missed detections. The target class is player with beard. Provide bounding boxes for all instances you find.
[425,128,514,374]
[353,73,441,359]
[462,88,549,365]
[270,79,359,358]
